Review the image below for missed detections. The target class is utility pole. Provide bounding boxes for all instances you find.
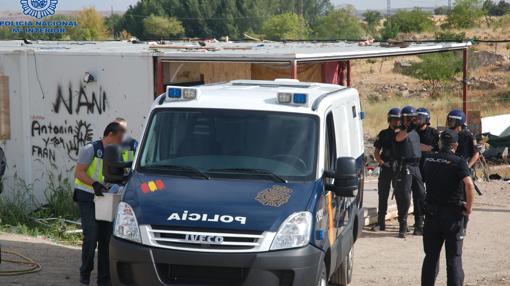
[448,0,452,13]
[387,0,391,18]
[111,6,114,40]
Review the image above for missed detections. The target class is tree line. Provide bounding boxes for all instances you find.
[1,0,509,41]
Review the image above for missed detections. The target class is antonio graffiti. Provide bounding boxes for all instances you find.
[31,119,93,162]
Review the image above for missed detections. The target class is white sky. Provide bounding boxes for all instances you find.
[1,0,450,11]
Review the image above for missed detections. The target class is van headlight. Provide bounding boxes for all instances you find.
[270,212,312,250]
[113,202,141,243]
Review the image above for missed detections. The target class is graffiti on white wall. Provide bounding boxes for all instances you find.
[31,82,109,165]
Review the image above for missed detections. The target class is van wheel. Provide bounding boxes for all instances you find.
[331,244,354,285]
[317,261,327,286]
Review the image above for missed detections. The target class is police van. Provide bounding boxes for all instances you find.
[104,79,365,286]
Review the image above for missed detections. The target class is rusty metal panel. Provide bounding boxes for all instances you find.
[0,75,10,140]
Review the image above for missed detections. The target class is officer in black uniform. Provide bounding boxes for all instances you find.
[421,129,476,286]
[373,108,401,231]
[447,109,480,169]
[394,106,426,238]
[0,145,5,194]
[416,108,439,173]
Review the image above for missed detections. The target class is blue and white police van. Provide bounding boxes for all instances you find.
[104,79,365,286]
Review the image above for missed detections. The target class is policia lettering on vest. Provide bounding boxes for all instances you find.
[394,106,427,238]
[74,122,126,286]
[421,129,476,286]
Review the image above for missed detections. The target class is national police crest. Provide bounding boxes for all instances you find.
[20,0,58,19]
[256,185,293,207]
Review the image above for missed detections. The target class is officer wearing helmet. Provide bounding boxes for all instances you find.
[373,108,401,231]
[447,109,480,169]
[416,108,439,173]
[421,129,476,286]
[394,105,426,238]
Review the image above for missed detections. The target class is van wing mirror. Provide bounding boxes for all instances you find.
[325,157,359,197]
[103,144,132,185]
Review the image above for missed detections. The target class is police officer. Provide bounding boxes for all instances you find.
[114,117,138,162]
[416,108,439,173]
[373,108,401,231]
[74,122,126,286]
[447,109,480,168]
[421,129,476,286]
[394,106,426,238]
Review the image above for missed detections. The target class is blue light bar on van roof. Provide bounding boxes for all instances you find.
[166,86,199,101]
[277,92,308,106]
[293,93,307,104]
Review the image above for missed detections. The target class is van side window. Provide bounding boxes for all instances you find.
[325,112,337,170]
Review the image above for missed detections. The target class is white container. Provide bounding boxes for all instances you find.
[94,193,122,222]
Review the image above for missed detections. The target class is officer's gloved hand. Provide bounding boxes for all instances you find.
[92,182,107,197]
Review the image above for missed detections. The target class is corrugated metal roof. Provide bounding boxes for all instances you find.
[0,40,471,62]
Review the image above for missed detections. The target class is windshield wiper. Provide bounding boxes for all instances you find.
[145,164,210,180]
[207,168,287,183]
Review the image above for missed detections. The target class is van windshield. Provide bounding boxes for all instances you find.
[138,108,318,181]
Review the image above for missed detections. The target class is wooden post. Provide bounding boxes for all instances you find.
[463,48,469,121]
[154,57,165,97]
[346,60,352,87]
[290,60,298,79]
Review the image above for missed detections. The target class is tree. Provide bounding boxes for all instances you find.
[143,15,185,39]
[446,0,485,28]
[363,10,382,35]
[379,9,434,40]
[388,9,435,33]
[434,6,449,15]
[483,0,510,16]
[313,7,365,40]
[72,7,108,40]
[404,52,462,97]
[105,13,123,39]
[261,12,308,40]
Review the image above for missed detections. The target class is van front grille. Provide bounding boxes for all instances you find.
[140,225,276,253]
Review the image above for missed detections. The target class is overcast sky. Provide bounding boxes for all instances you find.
[1,0,450,11]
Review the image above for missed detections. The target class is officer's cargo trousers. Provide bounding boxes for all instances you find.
[421,206,465,286]
[377,165,395,225]
[395,163,426,227]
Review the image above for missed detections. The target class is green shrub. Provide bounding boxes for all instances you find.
[445,0,486,29]
[380,8,435,39]
[313,6,365,40]
[262,12,309,40]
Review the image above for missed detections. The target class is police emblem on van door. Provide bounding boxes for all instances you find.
[256,185,293,207]
[20,0,59,19]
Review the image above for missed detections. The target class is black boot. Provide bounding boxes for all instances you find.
[413,216,424,236]
[398,223,407,238]
[80,273,90,285]
[372,215,386,231]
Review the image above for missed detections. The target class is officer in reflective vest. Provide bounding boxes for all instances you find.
[74,122,126,286]
[114,117,138,162]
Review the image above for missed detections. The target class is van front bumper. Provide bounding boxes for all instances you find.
[110,236,324,286]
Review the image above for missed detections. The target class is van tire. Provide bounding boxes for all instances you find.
[317,260,328,286]
[331,244,354,285]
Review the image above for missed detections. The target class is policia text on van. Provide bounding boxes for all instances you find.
[104,80,365,286]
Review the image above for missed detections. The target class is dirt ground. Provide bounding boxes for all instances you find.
[0,180,509,286]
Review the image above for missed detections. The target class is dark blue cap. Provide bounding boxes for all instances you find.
[441,129,459,144]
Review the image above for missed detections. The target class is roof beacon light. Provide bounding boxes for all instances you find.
[167,87,182,99]
[166,86,199,101]
[277,92,292,104]
[182,88,198,100]
[293,93,308,105]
